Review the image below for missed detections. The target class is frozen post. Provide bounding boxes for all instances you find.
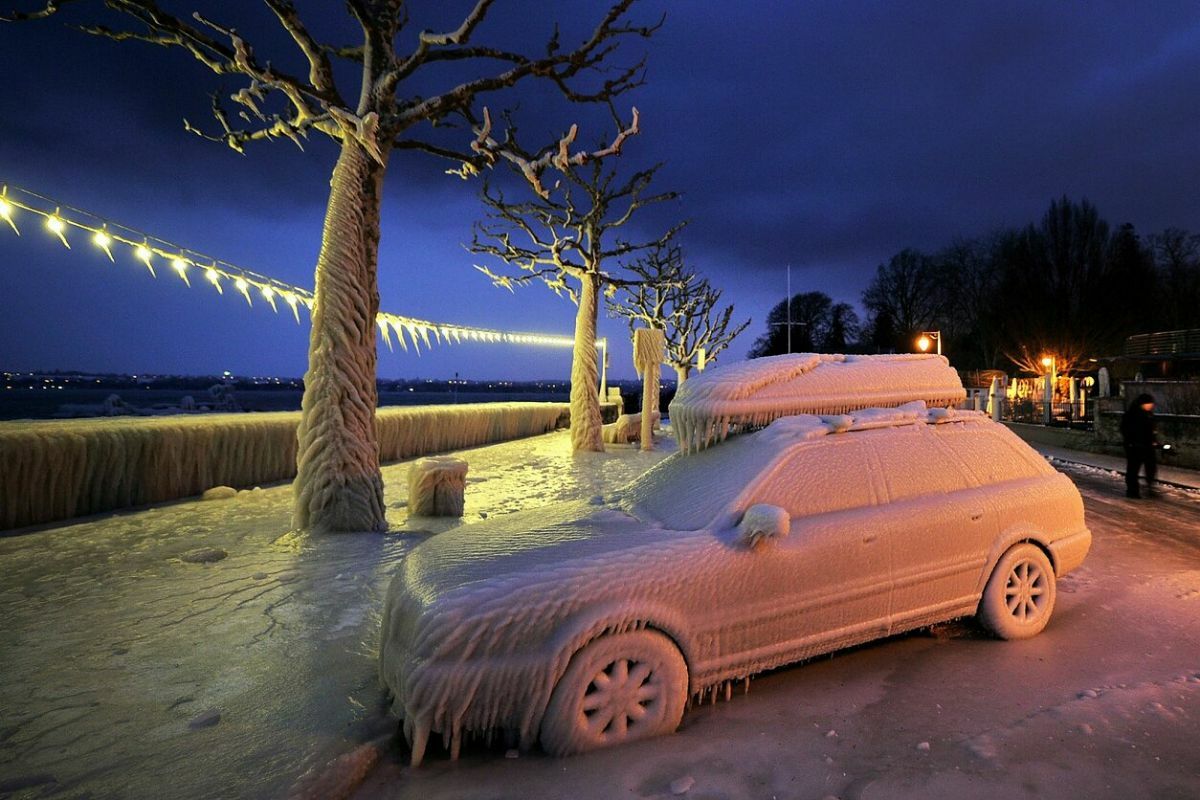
[1043,374,1053,425]
[1098,367,1110,398]
[633,328,666,452]
[1070,378,1084,421]
[989,377,1002,422]
[407,457,468,518]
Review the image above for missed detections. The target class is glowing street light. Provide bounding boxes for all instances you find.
[917,330,942,356]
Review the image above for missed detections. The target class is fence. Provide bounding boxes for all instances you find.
[956,389,1094,431]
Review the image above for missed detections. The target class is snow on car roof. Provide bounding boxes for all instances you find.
[670,353,967,453]
[627,401,987,530]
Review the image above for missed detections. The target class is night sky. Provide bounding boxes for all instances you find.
[2,1,1199,382]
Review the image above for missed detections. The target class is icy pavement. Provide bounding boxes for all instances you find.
[0,431,674,800]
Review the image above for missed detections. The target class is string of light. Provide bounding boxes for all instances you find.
[0,182,597,355]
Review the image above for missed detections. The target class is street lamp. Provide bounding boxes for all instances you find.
[916,330,941,356]
[1040,354,1057,391]
[1040,354,1056,379]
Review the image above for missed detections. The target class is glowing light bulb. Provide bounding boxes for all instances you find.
[282,292,300,323]
[45,215,70,248]
[171,257,191,287]
[260,285,278,312]
[134,244,156,277]
[377,316,394,351]
[234,277,253,306]
[0,199,18,235]
[92,230,115,262]
[205,268,223,294]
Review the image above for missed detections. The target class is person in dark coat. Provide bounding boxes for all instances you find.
[1120,393,1157,498]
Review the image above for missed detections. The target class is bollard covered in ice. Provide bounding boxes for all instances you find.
[602,412,661,445]
[406,457,468,517]
[669,353,966,453]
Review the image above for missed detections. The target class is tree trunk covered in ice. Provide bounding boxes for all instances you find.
[571,273,604,452]
[293,140,391,533]
[675,365,691,385]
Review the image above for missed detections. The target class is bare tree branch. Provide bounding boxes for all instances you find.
[263,0,339,98]
[469,117,680,320]
[609,244,751,378]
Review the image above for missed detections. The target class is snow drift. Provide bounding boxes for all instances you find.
[0,403,569,530]
[670,353,966,453]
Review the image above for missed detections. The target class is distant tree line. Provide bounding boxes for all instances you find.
[749,196,1200,372]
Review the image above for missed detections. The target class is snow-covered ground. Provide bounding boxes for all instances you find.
[2,429,1199,800]
[0,431,672,799]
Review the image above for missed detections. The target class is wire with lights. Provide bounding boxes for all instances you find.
[0,182,600,356]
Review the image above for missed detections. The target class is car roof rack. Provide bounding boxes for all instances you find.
[670,353,967,453]
[757,400,987,448]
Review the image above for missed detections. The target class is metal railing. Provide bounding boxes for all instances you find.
[1001,398,1093,430]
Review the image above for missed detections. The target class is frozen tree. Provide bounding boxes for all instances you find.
[8,1,660,532]
[471,155,680,451]
[608,243,749,384]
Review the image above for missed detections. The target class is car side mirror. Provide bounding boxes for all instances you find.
[738,504,790,549]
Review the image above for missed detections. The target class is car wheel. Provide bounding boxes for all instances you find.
[978,543,1057,640]
[541,630,688,757]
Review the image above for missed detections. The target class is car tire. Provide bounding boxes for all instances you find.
[540,630,688,757]
[978,543,1057,640]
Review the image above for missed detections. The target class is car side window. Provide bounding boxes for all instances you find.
[872,425,975,501]
[749,438,879,517]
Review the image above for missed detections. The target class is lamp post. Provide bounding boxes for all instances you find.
[597,337,609,401]
[1040,355,1056,425]
[916,330,942,356]
[1040,355,1056,385]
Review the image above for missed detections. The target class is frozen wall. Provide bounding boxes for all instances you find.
[0,403,571,530]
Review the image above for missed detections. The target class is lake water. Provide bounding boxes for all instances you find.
[0,387,570,421]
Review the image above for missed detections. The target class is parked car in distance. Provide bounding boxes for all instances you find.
[379,402,1091,765]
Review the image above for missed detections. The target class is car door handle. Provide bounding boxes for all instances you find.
[863,533,878,543]
[970,510,984,522]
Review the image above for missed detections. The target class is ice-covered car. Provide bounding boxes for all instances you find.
[379,402,1091,764]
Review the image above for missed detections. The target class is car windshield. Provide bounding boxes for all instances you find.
[622,429,785,530]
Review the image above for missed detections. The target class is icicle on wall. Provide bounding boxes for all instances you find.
[0,403,568,530]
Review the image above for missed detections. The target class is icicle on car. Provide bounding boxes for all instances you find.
[380,365,1091,764]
